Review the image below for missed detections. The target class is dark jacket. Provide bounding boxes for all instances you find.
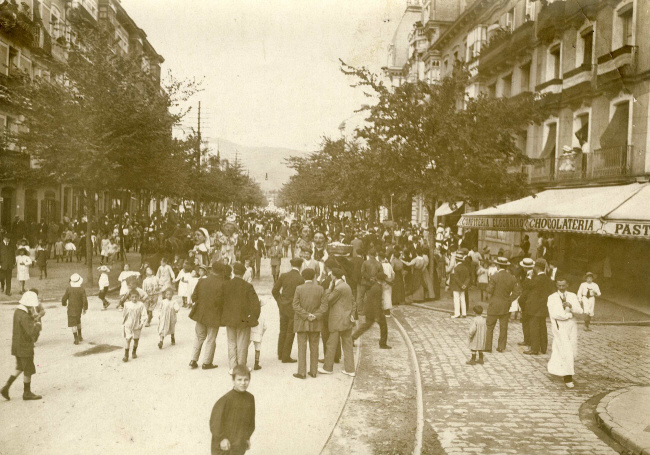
[365,281,383,318]
[360,257,382,286]
[324,280,356,332]
[486,269,517,315]
[221,276,260,328]
[450,262,470,292]
[190,274,225,328]
[519,272,554,317]
[12,308,38,357]
[0,241,16,270]
[62,287,88,317]
[272,269,305,313]
[292,281,327,332]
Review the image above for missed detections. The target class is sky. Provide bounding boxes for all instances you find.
[121,0,406,152]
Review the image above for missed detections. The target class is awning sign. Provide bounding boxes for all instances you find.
[526,217,601,233]
[459,216,603,233]
[603,222,650,238]
[458,217,526,230]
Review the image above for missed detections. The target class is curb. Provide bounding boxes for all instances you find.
[392,311,424,455]
[596,386,650,455]
[411,303,650,327]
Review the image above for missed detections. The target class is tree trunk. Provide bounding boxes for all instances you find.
[426,197,437,298]
[85,191,95,284]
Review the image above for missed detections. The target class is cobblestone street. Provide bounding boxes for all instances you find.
[394,306,650,454]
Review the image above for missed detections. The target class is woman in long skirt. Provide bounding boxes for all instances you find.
[404,248,426,302]
[390,249,406,306]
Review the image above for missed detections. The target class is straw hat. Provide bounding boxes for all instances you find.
[70,273,83,287]
[495,257,510,267]
[519,258,535,269]
[97,265,110,273]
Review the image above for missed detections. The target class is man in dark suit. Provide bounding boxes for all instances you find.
[189,262,226,370]
[357,247,382,317]
[519,259,554,355]
[0,233,16,296]
[319,268,357,376]
[222,263,261,374]
[272,257,305,363]
[485,257,516,352]
[292,268,327,379]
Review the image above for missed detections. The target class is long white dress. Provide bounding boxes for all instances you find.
[547,291,583,377]
[175,270,192,298]
[122,300,147,340]
[157,298,179,337]
[16,255,32,281]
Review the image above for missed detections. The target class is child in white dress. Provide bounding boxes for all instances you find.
[174,262,193,307]
[577,272,601,331]
[122,290,148,362]
[157,288,180,349]
[16,248,32,294]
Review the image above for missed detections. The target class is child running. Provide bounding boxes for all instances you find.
[122,290,147,362]
[157,288,179,349]
[210,365,256,455]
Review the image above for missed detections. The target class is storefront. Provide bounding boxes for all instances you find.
[459,183,650,303]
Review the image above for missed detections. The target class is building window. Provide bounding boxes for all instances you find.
[0,41,8,76]
[574,113,589,151]
[520,62,531,92]
[549,44,561,80]
[51,6,62,39]
[581,29,594,66]
[620,6,633,46]
[541,123,557,177]
[506,8,514,31]
[600,102,630,149]
[525,0,536,22]
[487,82,496,98]
[502,73,512,98]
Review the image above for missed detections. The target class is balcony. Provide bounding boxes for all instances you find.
[537,1,566,44]
[597,45,637,80]
[478,28,511,74]
[565,0,599,24]
[510,20,535,51]
[0,1,36,47]
[562,64,594,91]
[70,0,99,22]
[535,77,563,95]
[31,25,52,57]
[525,146,636,185]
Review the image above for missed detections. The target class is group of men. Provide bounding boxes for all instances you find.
[483,255,584,388]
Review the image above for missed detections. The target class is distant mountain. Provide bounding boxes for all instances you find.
[208,138,306,193]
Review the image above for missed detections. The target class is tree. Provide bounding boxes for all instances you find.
[340,61,546,279]
[14,12,198,281]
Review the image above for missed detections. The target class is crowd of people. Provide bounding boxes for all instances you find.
[1,208,603,453]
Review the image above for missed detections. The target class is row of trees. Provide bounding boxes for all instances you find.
[2,10,264,278]
[279,62,547,256]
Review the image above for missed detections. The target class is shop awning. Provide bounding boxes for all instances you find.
[436,201,464,217]
[459,183,648,235]
[601,183,650,238]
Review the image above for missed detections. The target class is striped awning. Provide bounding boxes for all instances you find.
[459,183,650,239]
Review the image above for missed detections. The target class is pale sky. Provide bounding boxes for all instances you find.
[121,0,405,151]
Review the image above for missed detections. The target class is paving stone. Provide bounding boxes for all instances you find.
[394,306,650,454]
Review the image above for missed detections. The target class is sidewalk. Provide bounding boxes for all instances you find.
[417,287,650,324]
[322,317,422,455]
[597,386,650,455]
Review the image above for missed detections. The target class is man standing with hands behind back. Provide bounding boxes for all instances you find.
[272,257,305,363]
[0,233,16,296]
[485,257,516,353]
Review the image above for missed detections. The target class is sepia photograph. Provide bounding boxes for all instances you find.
[1,0,649,454]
